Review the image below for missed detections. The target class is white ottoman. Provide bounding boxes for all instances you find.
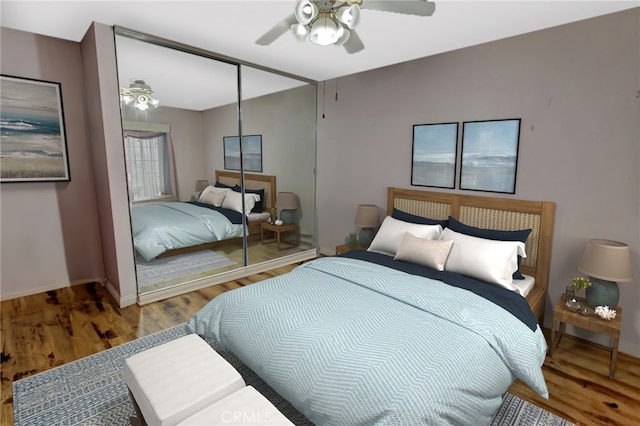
[178,386,294,426]
[123,334,245,426]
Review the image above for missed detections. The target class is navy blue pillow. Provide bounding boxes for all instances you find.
[232,185,265,213]
[447,216,531,280]
[392,208,448,228]
[214,181,234,189]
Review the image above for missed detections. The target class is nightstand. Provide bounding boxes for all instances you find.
[335,243,366,255]
[549,293,622,379]
[261,222,299,251]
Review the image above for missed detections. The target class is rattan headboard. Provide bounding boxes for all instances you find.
[215,170,277,211]
[387,187,555,321]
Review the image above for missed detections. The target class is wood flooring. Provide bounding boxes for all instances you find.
[2,264,639,426]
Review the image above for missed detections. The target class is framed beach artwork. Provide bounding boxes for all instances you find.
[411,122,458,189]
[0,75,70,182]
[223,135,263,172]
[460,118,521,194]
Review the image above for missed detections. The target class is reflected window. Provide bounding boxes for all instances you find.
[124,130,177,202]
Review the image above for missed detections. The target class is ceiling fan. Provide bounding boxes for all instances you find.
[256,0,436,54]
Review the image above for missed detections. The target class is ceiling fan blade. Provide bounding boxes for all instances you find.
[255,13,298,46]
[360,0,436,17]
[343,30,365,54]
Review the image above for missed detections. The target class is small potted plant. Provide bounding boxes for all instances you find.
[571,276,592,293]
[344,233,358,249]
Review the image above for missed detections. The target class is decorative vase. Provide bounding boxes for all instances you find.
[585,278,620,309]
[564,286,576,301]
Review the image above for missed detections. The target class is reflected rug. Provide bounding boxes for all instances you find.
[13,325,575,426]
[136,250,236,289]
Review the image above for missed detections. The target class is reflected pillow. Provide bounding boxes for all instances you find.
[394,232,454,271]
[441,228,525,292]
[221,190,260,215]
[200,190,226,207]
[368,216,442,257]
[233,185,265,213]
[198,185,229,203]
[392,208,448,228]
[447,216,531,279]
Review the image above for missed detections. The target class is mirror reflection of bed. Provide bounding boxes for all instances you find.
[115,30,318,299]
[132,171,309,294]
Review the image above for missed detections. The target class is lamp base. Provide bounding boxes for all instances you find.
[359,228,376,248]
[280,209,295,225]
[585,278,620,309]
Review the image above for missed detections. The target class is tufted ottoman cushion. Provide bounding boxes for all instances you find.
[123,333,245,426]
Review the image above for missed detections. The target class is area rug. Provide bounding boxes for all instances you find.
[13,325,575,426]
[135,250,236,289]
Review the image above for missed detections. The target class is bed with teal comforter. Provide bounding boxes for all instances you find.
[187,254,549,425]
[131,202,245,260]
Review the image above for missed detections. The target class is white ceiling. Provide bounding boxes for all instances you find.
[2,1,638,110]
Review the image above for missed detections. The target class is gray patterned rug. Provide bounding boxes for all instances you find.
[136,250,236,289]
[13,324,574,426]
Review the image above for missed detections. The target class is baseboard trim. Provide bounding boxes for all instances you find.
[0,277,106,302]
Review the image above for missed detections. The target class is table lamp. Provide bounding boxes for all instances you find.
[194,180,209,199]
[578,239,633,309]
[354,204,380,248]
[276,192,298,224]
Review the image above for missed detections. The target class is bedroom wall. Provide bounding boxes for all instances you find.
[0,27,105,300]
[201,84,317,240]
[316,8,640,356]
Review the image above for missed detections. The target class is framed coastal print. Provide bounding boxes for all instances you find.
[223,134,263,172]
[411,122,458,189]
[460,118,521,194]
[0,75,70,182]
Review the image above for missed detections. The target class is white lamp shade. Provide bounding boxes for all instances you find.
[354,204,380,228]
[295,0,318,25]
[337,4,360,29]
[276,192,298,210]
[291,23,310,42]
[335,28,350,46]
[578,239,633,282]
[194,180,209,192]
[310,15,340,46]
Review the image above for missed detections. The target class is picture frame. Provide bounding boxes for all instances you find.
[411,122,458,189]
[460,118,521,194]
[0,75,70,182]
[223,134,263,172]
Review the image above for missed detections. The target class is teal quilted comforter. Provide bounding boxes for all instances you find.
[187,256,548,425]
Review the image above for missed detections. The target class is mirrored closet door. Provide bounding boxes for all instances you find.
[114,28,317,301]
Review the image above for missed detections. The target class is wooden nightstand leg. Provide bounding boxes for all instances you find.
[550,320,565,356]
[610,335,619,379]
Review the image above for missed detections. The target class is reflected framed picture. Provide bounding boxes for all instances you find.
[223,134,262,172]
[460,118,521,194]
[411,122,458,189]
[0,75,70,182]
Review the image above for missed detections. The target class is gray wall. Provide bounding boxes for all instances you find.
[316,9,640,356]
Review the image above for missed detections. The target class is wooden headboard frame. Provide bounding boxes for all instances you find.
[215,170,277,212]
[387,187,555,322]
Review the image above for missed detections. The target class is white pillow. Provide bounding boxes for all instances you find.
[368,216,442,256]
[440,228,526,291]
[198,185,229,203]
[221,190,260,214]
[394,232,454,271]
[200,190,226,207]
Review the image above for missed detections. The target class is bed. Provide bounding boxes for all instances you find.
[130,171,276,260]
[186,187,555,425]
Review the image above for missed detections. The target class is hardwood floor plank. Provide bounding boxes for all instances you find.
[2,263,639,426]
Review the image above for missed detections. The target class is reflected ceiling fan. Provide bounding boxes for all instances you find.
[256,0,436,54]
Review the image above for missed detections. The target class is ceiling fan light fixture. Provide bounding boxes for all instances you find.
[291,23,310,42]
[120,79,159,110]
[335,27,350,46]
[294,0,318,25]
[310,14,340,46]
[337,4,360,29]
